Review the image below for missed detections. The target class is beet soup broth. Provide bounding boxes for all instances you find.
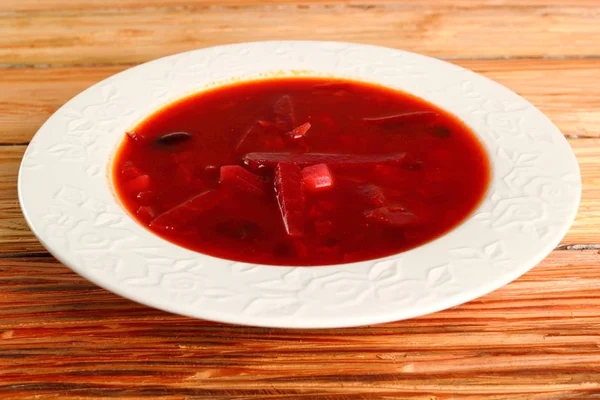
[112,77,490,266]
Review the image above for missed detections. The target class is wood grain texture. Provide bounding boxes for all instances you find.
[2,1,600,398]
[2,3,600,65]
[2,250,600,399]
[1,138,598,255]
[0,146,41,255]
[2,59,599,145]
[564,138,600,245]
[1,0,598,11]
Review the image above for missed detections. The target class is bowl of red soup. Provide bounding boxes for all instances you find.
[19,41,581,328]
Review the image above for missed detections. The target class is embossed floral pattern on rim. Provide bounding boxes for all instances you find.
[18,41,581,328]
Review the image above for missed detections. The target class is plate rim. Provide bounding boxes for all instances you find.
[18,40,581,328]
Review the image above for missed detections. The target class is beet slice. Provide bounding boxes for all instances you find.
[127,174,151,192]
[274,163,305,237]
[363,111,438,126]
[150,190,222,231]
[121,162,143,181]
[136,206,156,221]
[357,184,386,207]
[301,163,334,191]
[203,164,220,183]
[257,120,277,128]
[235,123,262,154]
[285,122,311,140]
[365,206,417,227]
[243,152,406,171]
[136,190,154,204]
[126,130,147,144]
[220,165,268,196]
[274,95,295,132]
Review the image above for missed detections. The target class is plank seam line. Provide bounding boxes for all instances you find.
[1,4,397,16]
[443,55,600,61]
[555,244,600,251]
[0,252,52,259]
[2,55,600,70]
[0,142,30,146]
[2,3,600,16]
[0,245,597,260]
[0,134,596,149]
[565,134,599,140]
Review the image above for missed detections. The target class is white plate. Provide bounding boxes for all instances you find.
[19,41,581,328]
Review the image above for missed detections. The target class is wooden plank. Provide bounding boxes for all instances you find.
[466,59,600,140]
[1,59,599,145]
[2,4,600,65]
[1,139,598,255]
[1,250,600,399]
[571,139,600,246]
[1,0,597,12]
[0,67,113,145]
[0,146,43,255]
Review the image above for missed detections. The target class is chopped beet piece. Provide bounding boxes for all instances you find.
[274,95,295,132]
[243,152,406,171]
[121,163,143,181]
[274,163,305,237]
[204,165,220,183]
[150,190,222,231]
[154,131,192,147]
[301,163,334,191]
[285,122,311,140]
[257,120,277,128]
[126,131,146,143]
[357,184,386,207]
[136,206,156,220]
[127,174,151,192]
[136,190,154,204]
[235,123,261,154]
[365,206,417,227]
[220,165,268,196]
[363,111,438,126]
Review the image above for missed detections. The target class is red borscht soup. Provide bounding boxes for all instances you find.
[113,78,489,266]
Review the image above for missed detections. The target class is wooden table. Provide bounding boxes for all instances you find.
[2,1,600,398]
